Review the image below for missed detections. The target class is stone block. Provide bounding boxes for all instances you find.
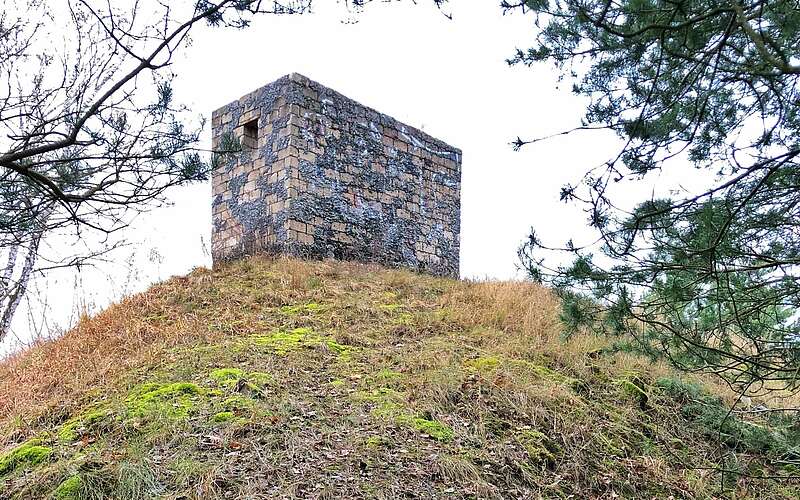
[211,73,461,277]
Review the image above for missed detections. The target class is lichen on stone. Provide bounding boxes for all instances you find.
[210,75,461,277]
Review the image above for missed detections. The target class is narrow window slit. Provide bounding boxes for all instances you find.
[242,119,258,150]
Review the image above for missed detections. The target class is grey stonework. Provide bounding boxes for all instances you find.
[211,73,461,277]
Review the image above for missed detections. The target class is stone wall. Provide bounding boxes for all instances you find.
[211,73,461,277]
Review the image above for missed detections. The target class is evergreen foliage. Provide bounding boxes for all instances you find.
[509,0,800,400]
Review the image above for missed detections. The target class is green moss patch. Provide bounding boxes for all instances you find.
[518,430,560,466]
[209,368,244,386]
[365,436,386,449]
[251,327,314,354]
[212,411,235,423]
[248,371,273,388]
[369,369,403,386]
[406,417,454,442]
[615,372,649,407]
[58,408,111,442]
[279,302,326,315]
[356,386,452,442]
[379,303,403,312]
[52,475,83,499]
[465,356,501,373]
[0,438,52,476]
[355,387,406,417]
[252,327,355,356]
[126,382,205,419]
[209,368,273,396]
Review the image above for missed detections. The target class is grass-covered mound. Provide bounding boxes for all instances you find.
[0,257,798,498]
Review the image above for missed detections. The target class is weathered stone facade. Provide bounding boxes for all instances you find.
[211,73,461,277]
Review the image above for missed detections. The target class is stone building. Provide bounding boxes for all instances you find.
[211,73,462,277]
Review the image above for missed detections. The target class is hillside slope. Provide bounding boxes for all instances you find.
[1,257,798,499]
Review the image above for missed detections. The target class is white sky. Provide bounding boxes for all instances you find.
[2,1,671,353]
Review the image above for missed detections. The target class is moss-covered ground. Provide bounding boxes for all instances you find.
[1,257,798,498]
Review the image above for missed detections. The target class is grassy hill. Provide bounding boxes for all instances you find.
[1,257,798,499]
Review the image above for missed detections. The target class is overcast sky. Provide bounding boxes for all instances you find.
[2,1,649,353]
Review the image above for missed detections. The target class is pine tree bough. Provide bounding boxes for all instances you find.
[509,1,800,402]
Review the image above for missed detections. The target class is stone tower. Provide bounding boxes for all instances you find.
[211,74,461,277]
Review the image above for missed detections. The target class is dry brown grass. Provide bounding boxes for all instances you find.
[0,256,346,424]
[0,257,745,426]
[439,280,688,387]
[0,256,449,424]
[0,284,192,421]
[0,256,796,499]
